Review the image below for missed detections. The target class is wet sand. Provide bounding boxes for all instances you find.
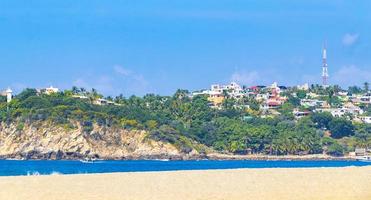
[0,166,370,200]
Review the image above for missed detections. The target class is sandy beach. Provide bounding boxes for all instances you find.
[0,167,370,200]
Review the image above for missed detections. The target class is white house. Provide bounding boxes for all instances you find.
[293,108,311,119]
[337,91,348,96]
[255,93,269,101]
[38,86,59,95]
[211,82,244,98]
[194,82,245,99]
[300,99,325,107]
[297,83,309,91]
[359,116,371,124]
[331,107,363,117]
[351,93,371,104]
[5,88,12,103]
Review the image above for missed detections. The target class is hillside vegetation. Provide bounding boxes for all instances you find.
[0,88,370,158]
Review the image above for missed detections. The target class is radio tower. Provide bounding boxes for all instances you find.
[322,43,329,87]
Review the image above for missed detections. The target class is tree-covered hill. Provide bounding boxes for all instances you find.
[0,88,370,157]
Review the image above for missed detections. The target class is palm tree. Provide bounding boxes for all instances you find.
[310,84,315,91]
[222,89,230,99]
[364,82,369,93]
[72,86,79,94]
[115,94,125,104]
[333,85,341,94]
[80,87,86,95]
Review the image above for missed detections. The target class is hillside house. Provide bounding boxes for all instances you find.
[359,116,371,124]
[38,86,59,95]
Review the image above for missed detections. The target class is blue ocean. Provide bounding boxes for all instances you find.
[0,160,370,176]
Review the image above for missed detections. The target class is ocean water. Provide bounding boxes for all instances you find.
[0,160,370,176]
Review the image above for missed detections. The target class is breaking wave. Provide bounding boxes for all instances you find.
[26,171,63,176]
[26,171,41,176]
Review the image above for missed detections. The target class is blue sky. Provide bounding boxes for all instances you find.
[0,0,370,96]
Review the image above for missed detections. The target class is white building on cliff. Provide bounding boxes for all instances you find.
[1,88,12,103]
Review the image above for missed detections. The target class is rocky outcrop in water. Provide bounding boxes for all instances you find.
[0,121,204,160]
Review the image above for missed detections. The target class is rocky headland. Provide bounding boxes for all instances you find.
[0,121,355,161]
[0,121,207,160]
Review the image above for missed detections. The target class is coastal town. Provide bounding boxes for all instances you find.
[0,47,370,160]
[2,81,370,124]
[191,46,370,124]
[191,81,370,124]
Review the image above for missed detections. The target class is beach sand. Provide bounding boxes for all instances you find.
[0,167,370,200]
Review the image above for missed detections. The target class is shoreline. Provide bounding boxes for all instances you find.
[0,166,370,200]
[3,165,370,178]
[0,153,357,161]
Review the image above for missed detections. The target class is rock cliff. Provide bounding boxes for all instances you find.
[0,121,204,160]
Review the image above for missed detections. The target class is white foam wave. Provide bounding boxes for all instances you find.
[26,171,63,176]
[50,171,63,176]
[27,171,40,176]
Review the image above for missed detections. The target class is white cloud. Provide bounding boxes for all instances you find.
[230,70,260,86]
[113,65,148,88]
[332,65,371,86]
[342,33,359,46]
[290,57,305,65]
[113,65,132,76]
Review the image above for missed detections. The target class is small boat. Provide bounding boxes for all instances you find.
[356,155,371,162]
[156,159,170,162]
[79,158,97,163]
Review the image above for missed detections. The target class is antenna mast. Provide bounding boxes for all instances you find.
[322,42,329,87]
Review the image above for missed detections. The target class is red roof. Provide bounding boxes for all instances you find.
[268,101,280,106]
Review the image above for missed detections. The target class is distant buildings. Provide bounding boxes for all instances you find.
[261,82,288,110]
[190,79,370,124]
[94,98,116,106]
[296,83,309,91]
[192,82,244,108]
[315,102,364,118]
[71,94,120,106]
[38,86,59,95]
[300,99,325,108]
[293,108,311,119]
[0,42,368,125]
[193,81,291,113]
[209,82,244,99]
[351,93,371,104]
[358,116,371,124]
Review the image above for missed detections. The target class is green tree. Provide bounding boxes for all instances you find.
[278,102,294,120]
[328,118,355,139]
[354,123,371,148]
[364,82,369,92]
[145,120,158,130]
[16,88,38,101]
[296,90,307,99]
[311,112,333,129]
[348,86,362,95]
[287,96,300,107]
[71,86,80,94]
[327,143,344,156]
